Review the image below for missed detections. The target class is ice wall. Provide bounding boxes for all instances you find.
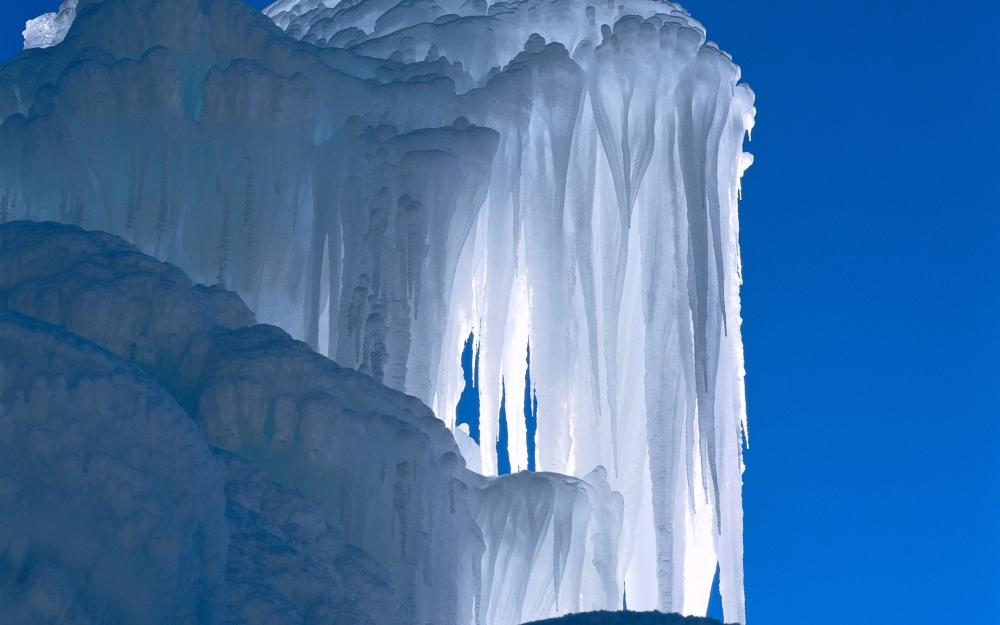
[1,220,622,625]
[1,0,753,620]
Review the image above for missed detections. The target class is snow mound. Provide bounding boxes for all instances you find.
[0,222,409,625]
[216,448,405,625]
[0,220,255,411]
[0,307,229,624]
[525,610,728,625]
[0,219,440,623]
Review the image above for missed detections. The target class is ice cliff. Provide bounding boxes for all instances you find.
[0,0,754,621]
[1,220,623,625]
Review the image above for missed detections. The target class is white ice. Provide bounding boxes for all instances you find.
[1,220,626,625]
[2,0,754,621]
[22,1,78,50]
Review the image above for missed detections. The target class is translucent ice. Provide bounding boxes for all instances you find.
[1,220,625,625]
[2,0,754,619]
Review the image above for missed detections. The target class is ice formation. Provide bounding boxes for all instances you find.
[0,222,414,625]
[215,447,407,625]
[1,0,754,621]
[1,221,625,625]
[21,1,79,50]
[0,305,406,625]
[0,307,229,624]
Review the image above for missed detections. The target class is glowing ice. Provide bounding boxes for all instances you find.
[1,220,625,625]
[1,0,754,621]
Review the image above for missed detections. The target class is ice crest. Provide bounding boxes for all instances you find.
[22,1,78,50]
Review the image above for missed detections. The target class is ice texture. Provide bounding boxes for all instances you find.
[466,467,625,625]
[195,322,479,625]
[0,220,256,414]
[215,447,406,625]
[0,299,406,625]
[22,1,79,50]
[189,303,625,625]
[0,307,230,624]
[1,220,624,625]
[2,0,754,620]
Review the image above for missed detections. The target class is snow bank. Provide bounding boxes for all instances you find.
[0,307,229,624]
[216,447,405,625]
[0,219,255,413]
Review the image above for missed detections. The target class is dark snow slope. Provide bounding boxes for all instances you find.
[0,220,470,625]
[0,219,256,413]
[0,222,408,625]
[525,611,729,625]
[0,307,229,624]
[0,306,405,625]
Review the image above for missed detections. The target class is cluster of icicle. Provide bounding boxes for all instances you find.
[0,0,753,622]
[2,219,627,625]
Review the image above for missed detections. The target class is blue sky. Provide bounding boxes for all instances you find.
[676,2,1000,623]
[2,1,998,624]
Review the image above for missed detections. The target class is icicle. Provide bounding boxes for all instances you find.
[1,0,755,620]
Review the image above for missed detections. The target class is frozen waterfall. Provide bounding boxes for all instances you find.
[0,0,753,622]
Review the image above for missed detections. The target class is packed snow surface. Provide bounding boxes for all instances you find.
[2,0,754,621]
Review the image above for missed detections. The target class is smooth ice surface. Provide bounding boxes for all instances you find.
[2,0,753,620]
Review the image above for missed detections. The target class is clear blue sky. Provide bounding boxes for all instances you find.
[676,2,1000,624]
[2,1,998,624]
